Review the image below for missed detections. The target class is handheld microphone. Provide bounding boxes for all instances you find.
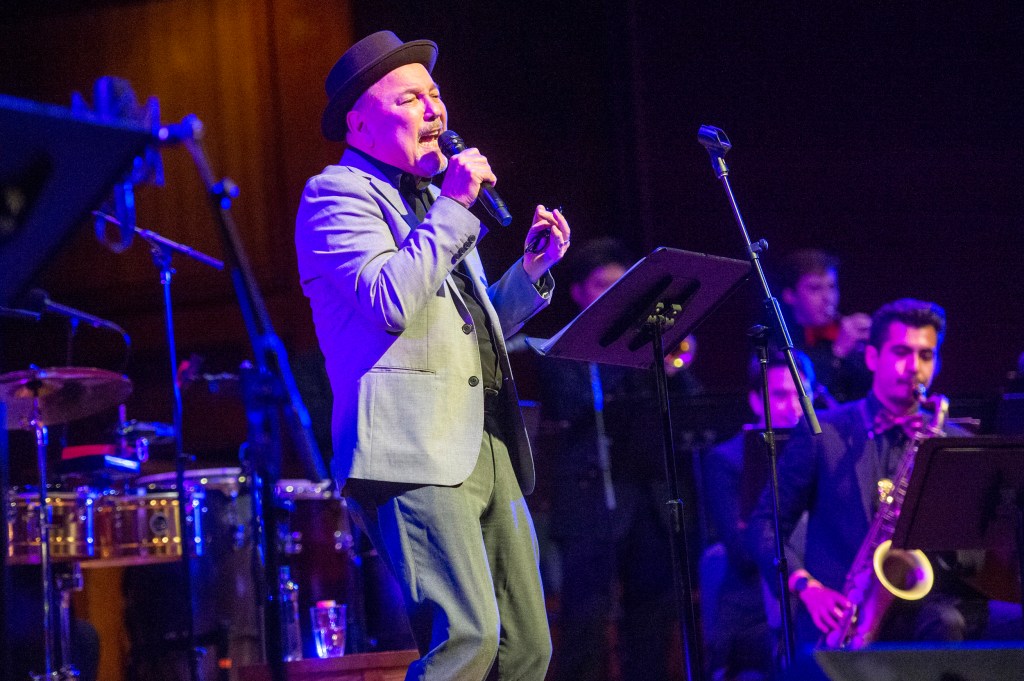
[438,130,513,227]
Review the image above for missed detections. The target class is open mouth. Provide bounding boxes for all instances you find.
[419,129,441,145]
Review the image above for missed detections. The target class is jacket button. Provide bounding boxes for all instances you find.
[468,376,480,387]
[462,323,473,334]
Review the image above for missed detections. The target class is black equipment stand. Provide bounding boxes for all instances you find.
[528,246,751,681]
[94,209,226,681]
[891,436,1024,630]
[697,124,822,669]
[166,115,327,681]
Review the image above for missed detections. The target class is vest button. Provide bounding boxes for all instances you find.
[468,376,480,387]
[462,323,473,334]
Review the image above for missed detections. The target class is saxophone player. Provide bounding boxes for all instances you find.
[746,299,990,654]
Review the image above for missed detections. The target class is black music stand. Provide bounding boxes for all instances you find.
[0,94,152,305]
[528,246,751,681]
[891,436,1024,632]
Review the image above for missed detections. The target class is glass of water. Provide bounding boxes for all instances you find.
[310,601,347,658]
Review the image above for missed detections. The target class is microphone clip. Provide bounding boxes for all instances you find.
[697,125,732,179]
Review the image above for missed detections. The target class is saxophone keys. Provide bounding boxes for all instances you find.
[877,478,894,504]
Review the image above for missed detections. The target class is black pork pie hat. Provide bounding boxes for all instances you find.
[321,30,438,142]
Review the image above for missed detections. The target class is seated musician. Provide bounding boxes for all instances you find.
[746,299,989,653]
[703,349,813,681]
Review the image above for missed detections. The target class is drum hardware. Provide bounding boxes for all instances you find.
[54,563,85,680]
[0,366,131,680]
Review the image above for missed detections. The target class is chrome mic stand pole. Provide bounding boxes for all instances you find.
[95,211,224,681]
[697,125,822,669]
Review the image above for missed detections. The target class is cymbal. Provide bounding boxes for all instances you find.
[0,367,132,430]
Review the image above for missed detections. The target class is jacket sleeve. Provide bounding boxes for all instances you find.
[487,258,554,339]
[296,169,482,334]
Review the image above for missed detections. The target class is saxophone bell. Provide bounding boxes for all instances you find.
[872,539,934,601]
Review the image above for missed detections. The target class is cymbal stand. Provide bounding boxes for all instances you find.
[26,384,74,680]
[55,563,84,680]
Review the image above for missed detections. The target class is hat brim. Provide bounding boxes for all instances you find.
[321,39,438,142]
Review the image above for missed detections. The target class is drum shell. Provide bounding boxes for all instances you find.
[94,490,200,564]
[122,468,261,679]
[6,489,96,564]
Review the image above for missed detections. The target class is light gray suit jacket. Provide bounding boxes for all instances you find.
[295,149,551,494]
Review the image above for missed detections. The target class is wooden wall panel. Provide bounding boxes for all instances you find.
[1,0,353,336]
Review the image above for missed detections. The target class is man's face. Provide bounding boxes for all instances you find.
[865,322,940,412]
[349,63,447,177]
[749,366,804,429]
[783,269,839,328]
[570,263,627,309]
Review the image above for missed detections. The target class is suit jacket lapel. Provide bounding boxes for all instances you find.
[340,149,416,242]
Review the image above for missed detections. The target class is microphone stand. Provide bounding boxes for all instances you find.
[165,115,327,681]
[697,125,821,669]
[106,210,225,681]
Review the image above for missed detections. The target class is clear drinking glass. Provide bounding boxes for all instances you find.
[310,601,347,658]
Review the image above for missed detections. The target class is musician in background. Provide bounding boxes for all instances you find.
[747,298,988,651]
[773,249,872,404]
[702,349,813,681]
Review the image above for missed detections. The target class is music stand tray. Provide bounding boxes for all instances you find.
[526,246,750,367]
[892,436,1024,619]
[893,436,1024,551]
[0,94,153,305]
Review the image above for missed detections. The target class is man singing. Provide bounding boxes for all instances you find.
[295,30,568,681]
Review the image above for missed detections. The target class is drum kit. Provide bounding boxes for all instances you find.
[0,366,370,681]
[0,79,407,681]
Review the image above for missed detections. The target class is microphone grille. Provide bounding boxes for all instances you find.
[438,130,466,157]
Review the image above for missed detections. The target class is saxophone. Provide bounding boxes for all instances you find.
[823,384,949,649]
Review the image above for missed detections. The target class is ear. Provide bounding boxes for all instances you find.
[748,390,764,421]
[864,344,878,373]
[345,109,367,144]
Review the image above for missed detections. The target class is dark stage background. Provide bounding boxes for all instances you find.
[1,1,1023,465]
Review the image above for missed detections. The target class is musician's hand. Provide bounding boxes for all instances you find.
[439,147,497,209]
[833,312,871,358]
[523,205,569,282]
[799,581,852,634]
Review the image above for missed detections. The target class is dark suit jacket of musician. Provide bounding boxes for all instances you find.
[746,398,973,641]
